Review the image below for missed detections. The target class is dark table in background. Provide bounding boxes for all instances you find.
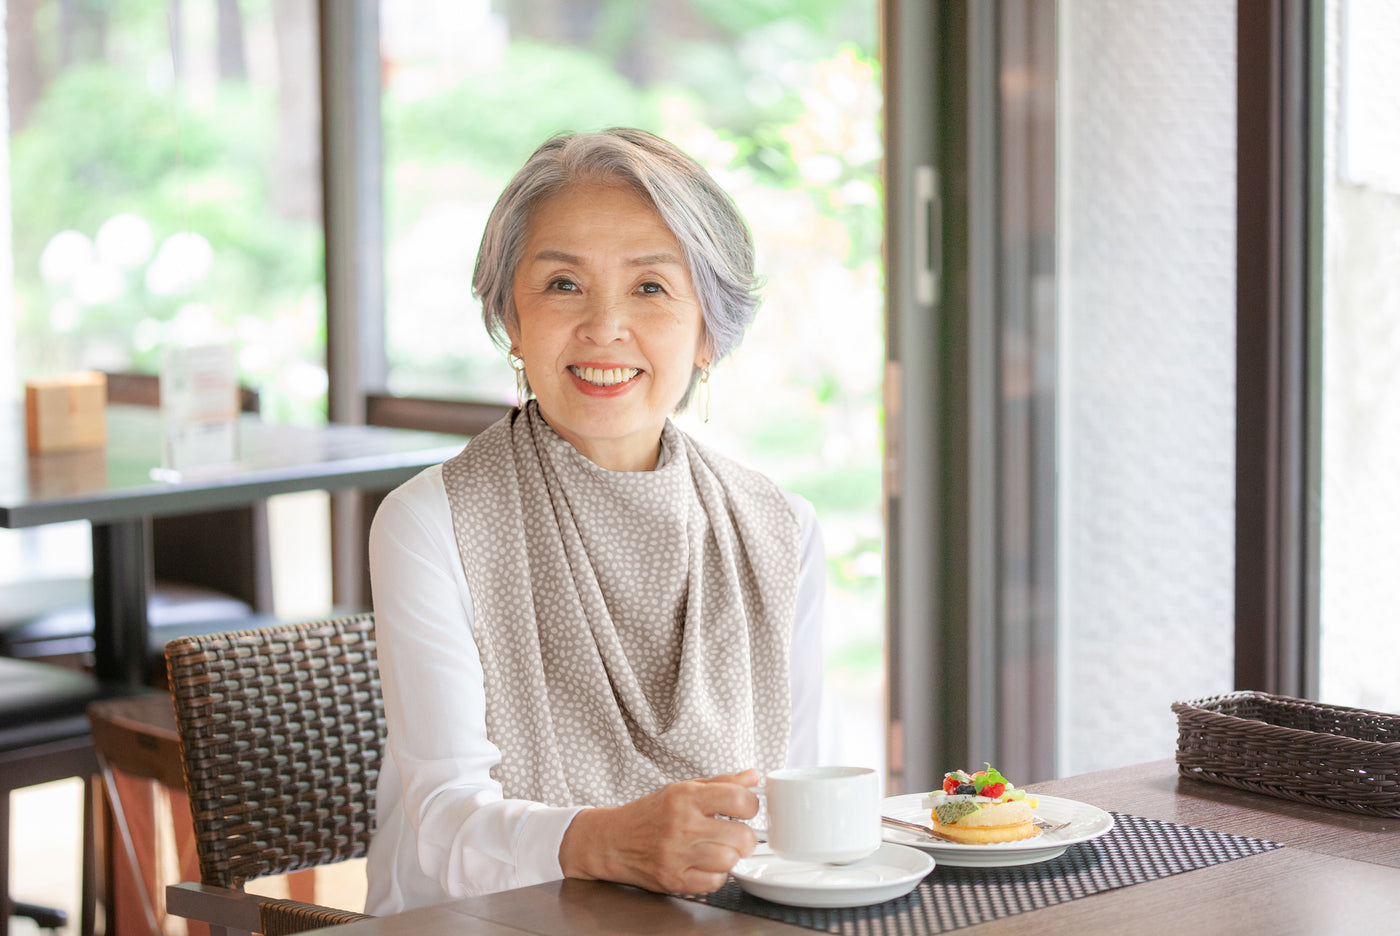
[1,404,465,685]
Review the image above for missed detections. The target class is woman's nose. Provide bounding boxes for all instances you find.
[577,292,629,342]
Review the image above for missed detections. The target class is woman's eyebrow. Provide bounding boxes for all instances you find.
[528,249,683,267]
[627,251,684,267]
[530,249,584,264]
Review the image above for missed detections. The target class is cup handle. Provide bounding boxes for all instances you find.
[746,786,768,841]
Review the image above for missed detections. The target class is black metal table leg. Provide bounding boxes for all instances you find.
[91,518,152,686]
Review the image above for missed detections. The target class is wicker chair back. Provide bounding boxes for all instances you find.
[165,614,384,890]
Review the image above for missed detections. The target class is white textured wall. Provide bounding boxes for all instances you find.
[1057,1,1237,774]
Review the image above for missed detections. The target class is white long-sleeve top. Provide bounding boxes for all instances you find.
[363,462,826,914]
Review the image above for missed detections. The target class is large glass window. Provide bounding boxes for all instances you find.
[3,0,330,617]
[1056,1,1237,774]
[1318,0,1400,713]
[4,0,323,423]
[378,0,885,767]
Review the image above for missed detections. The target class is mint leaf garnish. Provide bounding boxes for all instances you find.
[973,763,1009,793]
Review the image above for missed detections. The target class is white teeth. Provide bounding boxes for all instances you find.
[571,366,639,386]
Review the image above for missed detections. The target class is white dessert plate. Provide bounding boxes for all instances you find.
[729,842,935,908]
[881,793,1114,867]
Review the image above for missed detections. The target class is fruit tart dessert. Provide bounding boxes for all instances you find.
[920,764,1040,844]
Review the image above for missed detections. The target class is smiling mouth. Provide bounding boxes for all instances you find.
[569,365,640,387]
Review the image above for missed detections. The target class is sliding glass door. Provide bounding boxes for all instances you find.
[889,1,1339,787]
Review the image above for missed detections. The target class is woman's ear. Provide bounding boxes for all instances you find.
[694,333,714,370]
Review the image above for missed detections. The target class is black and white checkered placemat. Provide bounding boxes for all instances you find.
[686,813,1283,935]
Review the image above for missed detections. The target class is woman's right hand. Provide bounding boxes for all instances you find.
[558,768,761,895]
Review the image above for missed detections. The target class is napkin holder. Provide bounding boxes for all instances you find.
[158,343,239,475]
[25,371,108,453]
[1173,691,1400,818]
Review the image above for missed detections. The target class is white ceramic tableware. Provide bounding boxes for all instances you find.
[879,792,1115,867]
[755,765,882,864]
[730,842,934,908]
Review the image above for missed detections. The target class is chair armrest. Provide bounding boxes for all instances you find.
[165,882,262,936]
[166,881,374,936]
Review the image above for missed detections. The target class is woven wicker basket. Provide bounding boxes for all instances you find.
[1172,691,1400,818]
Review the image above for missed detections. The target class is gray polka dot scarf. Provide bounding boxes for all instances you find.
[441,402,800,808]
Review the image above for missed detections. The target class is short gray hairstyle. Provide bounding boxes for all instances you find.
[473,128,763,410]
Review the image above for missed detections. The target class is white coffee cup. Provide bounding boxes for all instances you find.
[752,765,882,864]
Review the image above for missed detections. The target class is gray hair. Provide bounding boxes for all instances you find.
[472,128,762,410]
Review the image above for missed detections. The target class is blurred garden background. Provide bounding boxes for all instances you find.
[5,0,886,770]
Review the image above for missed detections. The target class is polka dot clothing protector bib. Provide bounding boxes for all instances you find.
[441,402,800,807]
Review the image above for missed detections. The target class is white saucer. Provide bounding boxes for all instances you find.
[881,793,1114,867]
[729,842,934,908]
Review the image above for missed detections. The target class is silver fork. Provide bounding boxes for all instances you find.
[881,815,960,843]
[1032,816,1072,833]
[882,814,1071,841]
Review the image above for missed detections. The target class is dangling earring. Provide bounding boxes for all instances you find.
[510,352,528,408]
[699,365,711,424]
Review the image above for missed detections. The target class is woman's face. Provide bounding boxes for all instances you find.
[508,181,708,471]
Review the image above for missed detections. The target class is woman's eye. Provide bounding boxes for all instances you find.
[547,278,578,292]
[638,281,665,295]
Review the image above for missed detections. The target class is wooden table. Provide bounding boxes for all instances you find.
[302,759,1400,935]
[1,404,464,685]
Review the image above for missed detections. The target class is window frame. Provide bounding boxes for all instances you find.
[1234,0,1324,698]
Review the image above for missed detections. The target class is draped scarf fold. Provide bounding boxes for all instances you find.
[440,402,801,807]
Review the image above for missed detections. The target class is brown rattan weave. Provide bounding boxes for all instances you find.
[1172,691,1400,817]
[257,897,370,936]
[165,614,383,931]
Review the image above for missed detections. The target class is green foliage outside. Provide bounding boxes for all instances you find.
[11,40,322,423]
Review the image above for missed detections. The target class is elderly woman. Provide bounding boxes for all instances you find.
[364,128,826,913]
